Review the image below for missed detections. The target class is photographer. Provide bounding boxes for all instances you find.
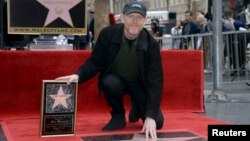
[150,18,163,48]
[171,20,183,49]
[150,22,162,37]
[151,18,163,37]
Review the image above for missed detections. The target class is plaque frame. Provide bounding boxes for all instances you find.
[40,80,78,137]
[7,0,87,35]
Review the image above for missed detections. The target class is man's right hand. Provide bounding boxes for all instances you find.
[55,74,79,84]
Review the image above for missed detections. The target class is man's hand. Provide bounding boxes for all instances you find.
[142,117,157,139]
[55,74,79,84]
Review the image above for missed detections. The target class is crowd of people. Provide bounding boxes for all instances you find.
[166,3,250,78]
[168,2,250,49]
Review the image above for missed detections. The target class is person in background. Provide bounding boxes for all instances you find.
[88,10,95,48]
[171,20,183,49]
[236,3,250,29]
[196,14,207,49]
[246,4,250,26]
[151,18,163,36]
[150,18,163,47]
[56,1,164,139]
[182,11,199,49]
[150,22,161,37]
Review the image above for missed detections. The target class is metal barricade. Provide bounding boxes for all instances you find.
[155,31,250,83]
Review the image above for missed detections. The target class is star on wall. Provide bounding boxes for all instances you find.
[50,86,71,109]
[121,133,202,141]
[37,0,82,27]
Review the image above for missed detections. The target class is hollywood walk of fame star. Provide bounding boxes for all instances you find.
[50,86,72,109]
[37,0,82,27]
[117,133,204,141]
[81,131,207,141]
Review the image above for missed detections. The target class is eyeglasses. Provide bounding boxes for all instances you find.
[125,15,145,22]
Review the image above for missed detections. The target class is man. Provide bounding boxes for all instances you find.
[56,1,164,139]
[182,11,199,49]
[150,18,163,48]
[151,18,163,36]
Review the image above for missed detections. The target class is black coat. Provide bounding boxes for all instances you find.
[76,24,163,119]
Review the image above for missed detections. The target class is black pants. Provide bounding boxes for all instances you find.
[101,74,146,119]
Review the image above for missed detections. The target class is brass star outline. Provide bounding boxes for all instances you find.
[49,85,71,109]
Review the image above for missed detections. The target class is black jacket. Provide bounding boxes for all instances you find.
[76,24,163,120]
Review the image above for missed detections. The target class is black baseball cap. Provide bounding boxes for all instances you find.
[123,1,147,17]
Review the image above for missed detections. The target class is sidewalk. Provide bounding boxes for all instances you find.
[205,79,250,102]
[203,80,250,124]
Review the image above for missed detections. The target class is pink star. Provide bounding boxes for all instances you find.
[50,86,71,109]
[37,0,82,27]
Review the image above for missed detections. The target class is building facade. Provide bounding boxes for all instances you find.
[112,0,208,20]
[149,0,207,20]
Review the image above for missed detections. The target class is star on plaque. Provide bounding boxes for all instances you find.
[50,86,72,109]
[37,0,82,27]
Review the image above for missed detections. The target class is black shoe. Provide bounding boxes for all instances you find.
[102,115,126,131]
[230,71,237,77]
[231,71,245,77]
[246,82,250,86]
[129,105,139,122]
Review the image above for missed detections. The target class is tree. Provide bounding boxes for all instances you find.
[94,0,110,41]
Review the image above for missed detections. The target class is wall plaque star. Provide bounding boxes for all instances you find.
[37,0,82,27]
[50,86,71,109]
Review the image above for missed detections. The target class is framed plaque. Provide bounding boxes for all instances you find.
[40,80,78,137]
[8,0,87,35]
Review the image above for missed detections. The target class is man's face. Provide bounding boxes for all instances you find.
[122,13,146,39]
[185,13,192,21]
